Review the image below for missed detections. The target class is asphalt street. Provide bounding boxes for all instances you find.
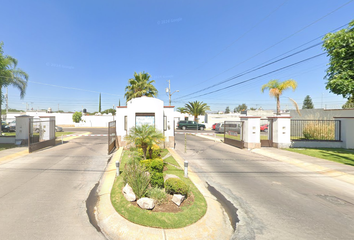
[175,133,354,240]
[0,129,108,239]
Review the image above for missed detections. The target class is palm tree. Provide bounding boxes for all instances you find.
[124,71,158,102]
[184,101,210,122]
[0,45,28,133]
[261,79,298,115]
[125,124,165,160]
[176,107,187,113]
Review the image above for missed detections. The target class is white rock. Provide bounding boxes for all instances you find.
[172,194,185,206]
[123,183,136,202]
[164,174,180,182]
[137,197,155,210]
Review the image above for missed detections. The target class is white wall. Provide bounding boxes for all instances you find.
[116,96,175,148]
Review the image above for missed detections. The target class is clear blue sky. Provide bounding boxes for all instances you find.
[1,0,353,112]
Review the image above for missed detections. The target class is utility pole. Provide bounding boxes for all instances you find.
[166,80,179,106]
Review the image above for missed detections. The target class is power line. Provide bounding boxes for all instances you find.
[187,53,326,99]
[176,42,323,100]
[179,0,354,90]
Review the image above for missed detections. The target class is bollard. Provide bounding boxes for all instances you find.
[116,161,120,176]
[184,161,188,178]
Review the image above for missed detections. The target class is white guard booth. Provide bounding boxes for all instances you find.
[116,96,175,148]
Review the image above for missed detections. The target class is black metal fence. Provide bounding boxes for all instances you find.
[290,120,341,141]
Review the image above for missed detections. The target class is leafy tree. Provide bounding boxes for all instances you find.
[72,111,82,123]
[176,107,188,113]
[0,42,28,133]
[225,106,230,113]
[183,101,210,122]
[342,96,354,109]
[234,103,247,113]
[261,79,298,115]
[249,107,257,110]
[99,93,101,112]
[322,20,354,100]
[125,124,165,160]
[302,95,314,109]
[119,99,121,107]
[101,108,115,115]
[124,71,158,101]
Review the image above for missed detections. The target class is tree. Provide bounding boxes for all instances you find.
[302,95,314,109]
[124,71,158,101]
[0,42,28,133]
[99,93,101,112]
[176,107,188,113]
[234,103,247,113]
[119,99,121,107]
[261,79,298,115]
[249,107,257,110]
[225,106,230,114]
[342,96,354,109]
[125,124,165,160]
[322,20,354,100]
[72,111,82,123]
[183,101,210,122]
[101,108,115,115]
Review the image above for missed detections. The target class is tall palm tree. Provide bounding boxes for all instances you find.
[184,101,210,122]
[125,124,165,160]
[261,79,297,115]
[0,45,28,133]
[124,71,158,102]
[176,107,187,114]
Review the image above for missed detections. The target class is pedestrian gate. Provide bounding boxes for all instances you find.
[260,118,273,147]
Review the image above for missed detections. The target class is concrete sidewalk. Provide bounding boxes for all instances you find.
[252,147,354,186]
[96,147,234,240]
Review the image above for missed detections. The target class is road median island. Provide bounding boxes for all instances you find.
[97,147,233,240]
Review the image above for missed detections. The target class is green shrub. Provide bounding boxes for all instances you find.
[150,158,164,173]
[140,159,152,170]
[147,187,167,205]
[165,178,189,197]
[303,122,335,140]
[123,158,150,198]
[150,172,164,188]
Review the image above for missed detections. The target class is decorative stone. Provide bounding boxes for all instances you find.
[123,183,136,202]
[164,174,180,182]
[137,197,155,210]
[172,194,185,206]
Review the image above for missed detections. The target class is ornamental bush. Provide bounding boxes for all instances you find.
[165,178,189,197]
[150,172,164,188]
[150,158,164,173]
[123,158,150,198]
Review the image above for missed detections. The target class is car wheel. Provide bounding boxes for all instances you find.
[182,126,186,130]
[200,127,204,130]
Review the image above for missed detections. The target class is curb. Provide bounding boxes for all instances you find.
[96,148,233,240]
[252,148,354,185]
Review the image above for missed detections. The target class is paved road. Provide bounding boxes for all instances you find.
[0,128,108,239]
[175,134,354,240]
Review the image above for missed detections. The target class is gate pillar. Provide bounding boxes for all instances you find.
[240,116,261,149]
[268,116,291,148]
[15,115,33,145]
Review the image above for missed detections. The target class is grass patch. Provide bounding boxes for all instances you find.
[110,149,207,228]
[56,132,74,137]
[286,148,354,166]
[0,144,17,151]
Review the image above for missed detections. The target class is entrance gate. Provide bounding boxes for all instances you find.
[224,121,244,149]
[28,118,56,153]
[108,121,117,154]
[260,118,273,147]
